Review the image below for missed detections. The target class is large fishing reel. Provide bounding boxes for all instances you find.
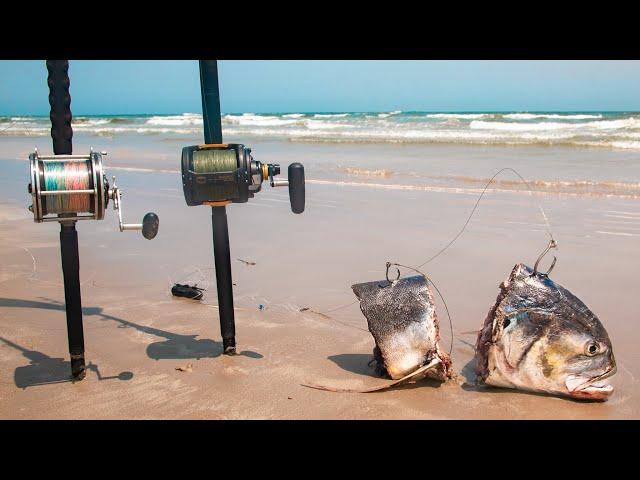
[181,143,305,213]
[28,148,159,239]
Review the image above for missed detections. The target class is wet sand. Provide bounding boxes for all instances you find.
[0,136,638,419]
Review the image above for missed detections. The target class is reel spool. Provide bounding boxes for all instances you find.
[28,148,159,239]
[181,143,305,213]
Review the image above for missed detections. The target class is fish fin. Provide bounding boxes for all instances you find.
[301,357,441,393]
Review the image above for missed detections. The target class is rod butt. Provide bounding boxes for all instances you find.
[70,354,86,380]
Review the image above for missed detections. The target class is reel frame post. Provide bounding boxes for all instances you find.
[47,60,86,380]
[200,60,237,354]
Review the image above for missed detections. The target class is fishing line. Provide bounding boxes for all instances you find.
[167,264,369,332]
[21,246,37,280]
[316,167,558,352]
[42,160,92,214]
[192,149,237,173]
[17,245,100,288]
[415,167,556,269]
[325,299,359,313]
[385,167,559,357]
[187,147,242,207]
[169,266,213,291]
[173,168,555,347]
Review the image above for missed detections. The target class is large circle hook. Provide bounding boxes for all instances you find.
[532,239,558,277]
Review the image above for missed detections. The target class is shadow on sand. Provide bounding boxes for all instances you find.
[0,336,133,389]
[0,296,262,387]
[328,353,378,378]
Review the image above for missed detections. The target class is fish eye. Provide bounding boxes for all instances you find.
[585,342,599,356]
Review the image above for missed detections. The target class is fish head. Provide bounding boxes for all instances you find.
[477,263,616,401]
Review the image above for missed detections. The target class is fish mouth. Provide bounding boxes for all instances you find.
[565,366,617,400]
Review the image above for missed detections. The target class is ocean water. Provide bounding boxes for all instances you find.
[2,111,640,201]
[2,111,640,150]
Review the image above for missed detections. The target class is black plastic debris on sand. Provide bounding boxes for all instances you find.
[171,284,205,301]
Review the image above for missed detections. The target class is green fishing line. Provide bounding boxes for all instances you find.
[191,148,239,200]
[192,148,237,173]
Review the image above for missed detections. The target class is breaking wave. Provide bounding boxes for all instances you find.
[503,113,603,120]
[2,111,640,150]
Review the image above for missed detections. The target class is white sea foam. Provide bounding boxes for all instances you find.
[303,119,349,130]
[378,110,402,118]
[596,231,640,237]
[313,113,350,118]
[598,140,640,150]
[146,113,202,126]
[470,118,640,131]
[504,113,603,120]
[223,114,298,126]
[427,113,492,119]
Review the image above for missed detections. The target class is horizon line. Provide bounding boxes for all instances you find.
[2,110,640,116]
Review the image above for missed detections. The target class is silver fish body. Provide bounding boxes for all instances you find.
[475,263,616,401]
[352,275,451,381]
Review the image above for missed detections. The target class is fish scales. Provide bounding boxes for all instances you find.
[352,275,451,382]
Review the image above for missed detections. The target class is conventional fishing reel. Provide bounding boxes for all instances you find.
[181,143,305,212]
[28,148,159,239]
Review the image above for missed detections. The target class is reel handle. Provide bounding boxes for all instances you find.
[111,176,159,239]
[142,213,159,240]
[119,212,159,240]
[288,163,305,214]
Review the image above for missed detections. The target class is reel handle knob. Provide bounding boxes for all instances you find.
[142,212,159,240]
[288,163,305,214]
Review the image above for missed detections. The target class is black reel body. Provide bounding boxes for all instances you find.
[181,143,305,213]
[182,143,253,205]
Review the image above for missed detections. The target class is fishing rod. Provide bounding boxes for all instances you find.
[26,60,160,381]
[181,60,305,354]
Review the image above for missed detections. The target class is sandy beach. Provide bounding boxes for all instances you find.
[0,132,638,419]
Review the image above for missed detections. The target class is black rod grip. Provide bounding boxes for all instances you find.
[211,206,236,354]
[288,163,305,214]
[60,223,86,380]
[199,60,223,144]
[46,60,73,155]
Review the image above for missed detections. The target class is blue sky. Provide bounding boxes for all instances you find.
[1,60,639,115]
